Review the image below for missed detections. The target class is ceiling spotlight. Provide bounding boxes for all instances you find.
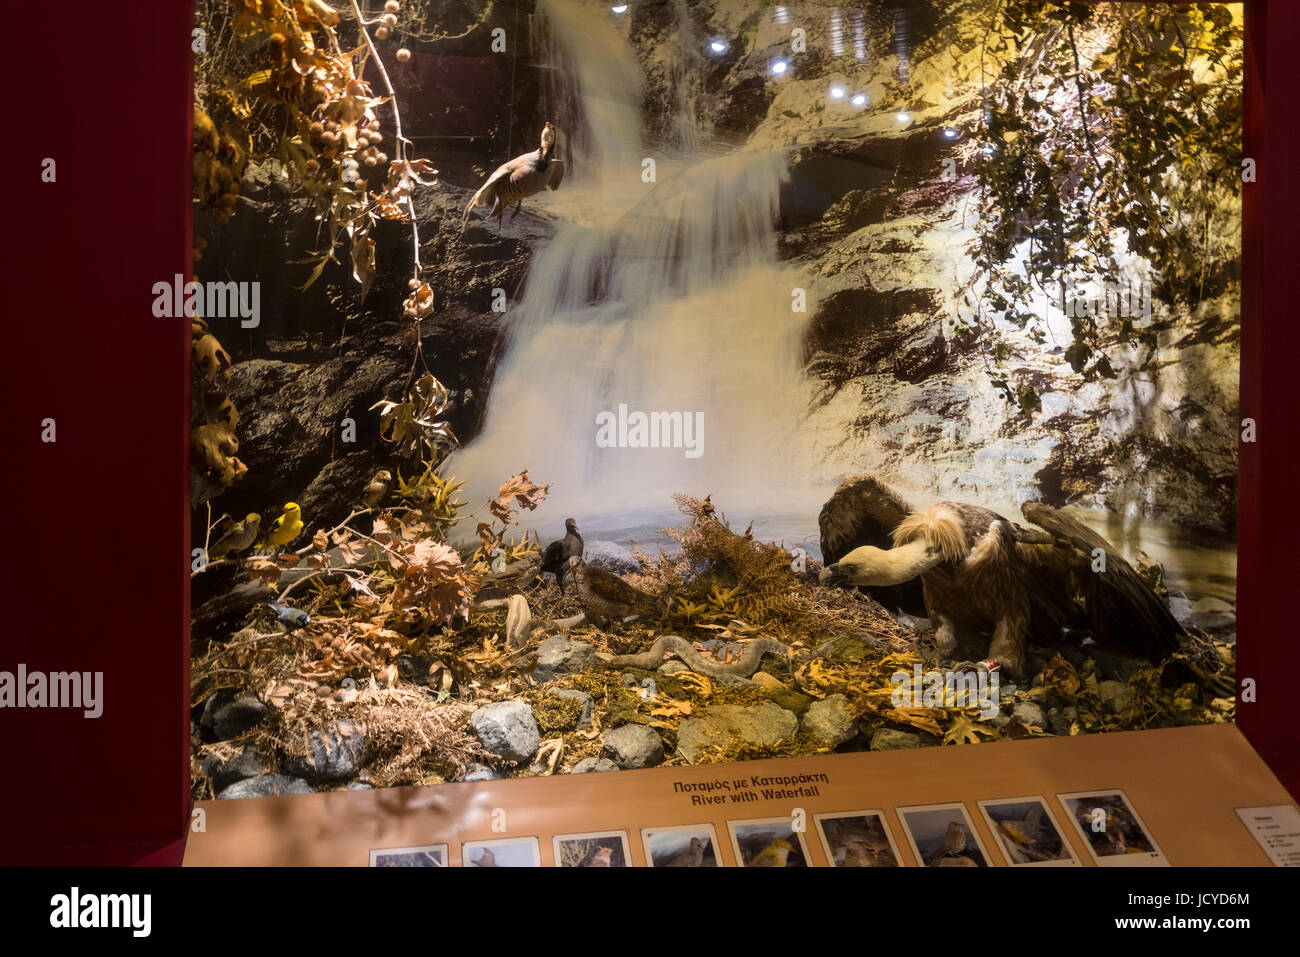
[896,111,912,123]
[942,127,959,139]
[709,40,728,54]
[771,59,789,75]
[850,93,867,107]
[611,4,628,12]
[829,85,846,99]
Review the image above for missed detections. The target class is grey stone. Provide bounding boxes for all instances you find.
[201,746,272,791]
[533,635,596,682]
[217,774,313,800]
[570,757,620,774]
[469,700,540,764]
[602,724,665,769]
[460,763,504,782]
[800,694,858,746]
[1097,680,1135,714]
[1047,706,1079,735]
[658,660,689,675]
[548,688,594,729]
[1013,701,1047,729]
[288,720,367,782]
[870,729,927,750]
[676,703,797,763]
[211,696,269,740]
[346,782,373,790]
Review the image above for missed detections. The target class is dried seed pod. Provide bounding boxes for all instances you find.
[375,25,389,39]
[385,1,400,12]
[396,48,411,63]
[376,152,388,164]
[310,120,324,137]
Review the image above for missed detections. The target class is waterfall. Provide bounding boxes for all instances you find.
[447,2,818,544]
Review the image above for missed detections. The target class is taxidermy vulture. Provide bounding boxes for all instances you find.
[817,476,1184,679]
[461,121,565,227]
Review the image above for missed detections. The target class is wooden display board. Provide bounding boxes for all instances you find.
[184,723,1294,867]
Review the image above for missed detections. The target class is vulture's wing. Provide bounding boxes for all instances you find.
[1021,502,1184,659]
[817,475,915,565]
[547,159,565,190]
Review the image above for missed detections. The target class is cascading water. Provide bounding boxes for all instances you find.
[448,3,820,549]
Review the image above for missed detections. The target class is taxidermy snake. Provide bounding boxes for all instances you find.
[602,635,795,680]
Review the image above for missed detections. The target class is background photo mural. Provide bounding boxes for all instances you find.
[189,0,1241,799]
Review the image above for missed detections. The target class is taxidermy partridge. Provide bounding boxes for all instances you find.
[748,838,796,867]
[541,518,584,593]
[586,846,613,867]
[665,837,706,867]
[568,556,658,626]
[462,122,565,228]
[260,502,303,548]
[208,513,260,560]
[927,821,974,866]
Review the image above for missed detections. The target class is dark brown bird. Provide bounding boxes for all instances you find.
[817,476,1184,679]
[665,836,706,867]
[568,556,658,626]
[462,122,565,228]
[541,518,583,593]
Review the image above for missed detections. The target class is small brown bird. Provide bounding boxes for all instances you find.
[362,469,392,508]
[472,848,496,867]
[927,821,970,866]
[462,122,565,228]
[586,846,613,867]
[665,836,706,867]
[569,556,658,626]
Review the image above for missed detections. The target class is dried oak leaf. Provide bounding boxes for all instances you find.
[192,423,247,486]
[490,470,550,524]
[193,334,231,382]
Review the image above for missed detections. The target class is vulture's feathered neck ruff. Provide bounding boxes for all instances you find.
[817,476,1184,679]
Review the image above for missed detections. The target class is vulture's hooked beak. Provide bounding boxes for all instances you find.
[819,562,843,585]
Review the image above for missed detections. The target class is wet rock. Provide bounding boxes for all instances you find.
[217,774,313,800]
[288,720,368,782]
[602,724,665,769]
[676,703,797,763]
[469,701,540,764]
[201,746,272,791]
[1013,701,1047,729]
[533,635,595,683]
[460,763,504,783]
[570,757,620,774]
[1097,680,1135,714]
[547,689,594,729]
[801,694,858,746]
[208,696,269,741]
[346,782,374,790]
[870,729,928,751]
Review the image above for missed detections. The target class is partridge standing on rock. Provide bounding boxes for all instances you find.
[569,556,658,626]
[586,846,613,867]
[927,821,971,866]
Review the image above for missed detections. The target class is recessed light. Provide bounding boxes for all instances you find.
[709,40,728,54]
[611,4,628,12]
[850,93,867,107]
[771,59,789,75]
[896,111,911,123]
[942,127,959,139]
[829,86,845,99]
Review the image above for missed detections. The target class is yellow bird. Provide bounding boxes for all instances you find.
[209,513,261,560]
[260,502,303,548]
[748,838,796,867]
